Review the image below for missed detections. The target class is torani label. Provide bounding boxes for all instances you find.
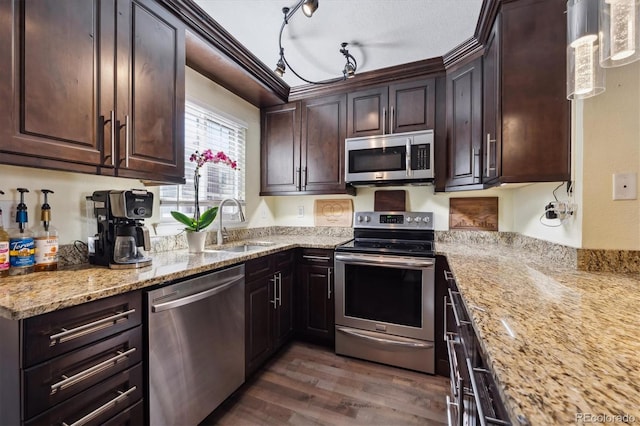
[9,238,35,268]
[0,241,9,271]
[35,237,59,265]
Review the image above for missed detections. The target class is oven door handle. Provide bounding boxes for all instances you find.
[336,326,433,349]
[334,253,434,269]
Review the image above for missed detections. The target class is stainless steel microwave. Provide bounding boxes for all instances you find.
[345,130,434,185]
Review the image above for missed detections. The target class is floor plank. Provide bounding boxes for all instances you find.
[203,342,449,425]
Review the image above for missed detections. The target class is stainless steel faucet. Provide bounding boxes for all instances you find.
[216,198,245,246]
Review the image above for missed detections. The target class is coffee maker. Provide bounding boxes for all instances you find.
[89,189,153,269]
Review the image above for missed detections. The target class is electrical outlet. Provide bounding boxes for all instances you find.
[613,173,637,200]
[297,206,304,218]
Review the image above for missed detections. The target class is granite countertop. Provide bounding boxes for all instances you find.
[440,242,640,425]
[0,235,351,320]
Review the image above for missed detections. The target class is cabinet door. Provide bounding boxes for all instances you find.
[389,78,436,134]
[482,19,500,184]
[298,264,335,345]
[347,86,388,138]
[245,277,273,377]
[0,0,107,169]
[260,102,301,194]
[301,94,347,193]
[500,0,569,182]
[116,0,185,183]
[273,267,294,349]
[445,57,483,189]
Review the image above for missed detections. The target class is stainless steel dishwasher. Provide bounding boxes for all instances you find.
[147,264,245,425]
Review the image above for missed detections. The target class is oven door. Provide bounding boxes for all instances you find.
[334,252,435,341]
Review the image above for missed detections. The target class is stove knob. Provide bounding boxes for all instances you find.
[406,217,413,223]
[414,216,422,223]
[364,216,371,222]
[357,215,363,223]
[422,216,431,223]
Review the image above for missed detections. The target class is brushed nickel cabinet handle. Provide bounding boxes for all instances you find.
[50,347,136,394]
[327,267,332,300]
[62,385,137,426]
[278,272,282,307]
[49,309,136,345]
[382,107,387,134]
[390,106,395,134]
[302,255,331,262]
[124,114,131,168]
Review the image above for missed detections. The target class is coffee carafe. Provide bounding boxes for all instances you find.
[89,189,153,269]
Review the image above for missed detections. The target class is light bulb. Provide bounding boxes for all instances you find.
[571,35,598,95]
[607,0,636,60]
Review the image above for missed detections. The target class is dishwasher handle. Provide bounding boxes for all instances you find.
[151,273,243,313]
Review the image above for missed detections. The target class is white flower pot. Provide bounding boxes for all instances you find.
[186,231,207,253]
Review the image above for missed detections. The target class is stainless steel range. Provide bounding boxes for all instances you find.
[334,211,436,373]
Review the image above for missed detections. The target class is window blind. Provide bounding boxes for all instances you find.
[159,101,246,221]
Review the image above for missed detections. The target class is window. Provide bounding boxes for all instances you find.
[160,100,246,225]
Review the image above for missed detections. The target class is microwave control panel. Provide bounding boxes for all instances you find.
[411,144,431,170]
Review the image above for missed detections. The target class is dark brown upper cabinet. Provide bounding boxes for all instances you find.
[261,94,351,195]
[487,0,570,185]
[445,57,483,189]
[346,78,436,138]
[0,0,185,184]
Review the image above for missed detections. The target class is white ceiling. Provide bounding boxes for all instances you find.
[193,0,484,87]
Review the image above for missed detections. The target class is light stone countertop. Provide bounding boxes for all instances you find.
[439,242,640,425]
[0,235,351,320]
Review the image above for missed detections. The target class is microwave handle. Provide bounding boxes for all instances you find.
[406,138,412,177]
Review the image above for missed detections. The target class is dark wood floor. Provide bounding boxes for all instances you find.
[203,342,450,425]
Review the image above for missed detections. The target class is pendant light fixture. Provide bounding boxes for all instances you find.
[599,0,640,67]
[274,0,358,85]
[567,0,606,99]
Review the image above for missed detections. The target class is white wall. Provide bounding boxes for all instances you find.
[271,185,514,232]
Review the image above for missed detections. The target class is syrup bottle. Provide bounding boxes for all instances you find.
[35,189,59,272]
[9,188,35,276]
[0,190,9,278]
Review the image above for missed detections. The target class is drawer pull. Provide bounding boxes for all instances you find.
[62,385,137,426]
[49,309,136,345]
[51,348,136,394]
[302,255,331,262]
[447,289,471,328]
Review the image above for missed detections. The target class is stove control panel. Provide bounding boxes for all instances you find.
[354,211,434,230]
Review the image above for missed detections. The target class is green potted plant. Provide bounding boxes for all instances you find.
[172,149,237,252]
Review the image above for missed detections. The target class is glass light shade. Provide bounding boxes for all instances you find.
[599,0,640,66]
[567,0,606,99]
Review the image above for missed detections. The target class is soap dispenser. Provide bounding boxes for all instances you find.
[9,188,35,276]
[35,189,59,272]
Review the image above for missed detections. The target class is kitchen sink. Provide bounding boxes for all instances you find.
[219,242,275,253]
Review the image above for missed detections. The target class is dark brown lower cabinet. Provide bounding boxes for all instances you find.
[296,249,335,346]
[245,251,295,378]
[0,291,144,425]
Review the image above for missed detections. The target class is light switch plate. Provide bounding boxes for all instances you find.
[613,173,637,200]
[297,205,304,218]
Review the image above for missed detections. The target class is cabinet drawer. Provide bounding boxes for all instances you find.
[245,256,273,281]
[299,249,334,266]
[103,398,144,426]
[24,327,142,419]
[24,292,142,367]
[25,363,143,426]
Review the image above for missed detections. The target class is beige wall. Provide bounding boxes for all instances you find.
[580,62,640,250]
